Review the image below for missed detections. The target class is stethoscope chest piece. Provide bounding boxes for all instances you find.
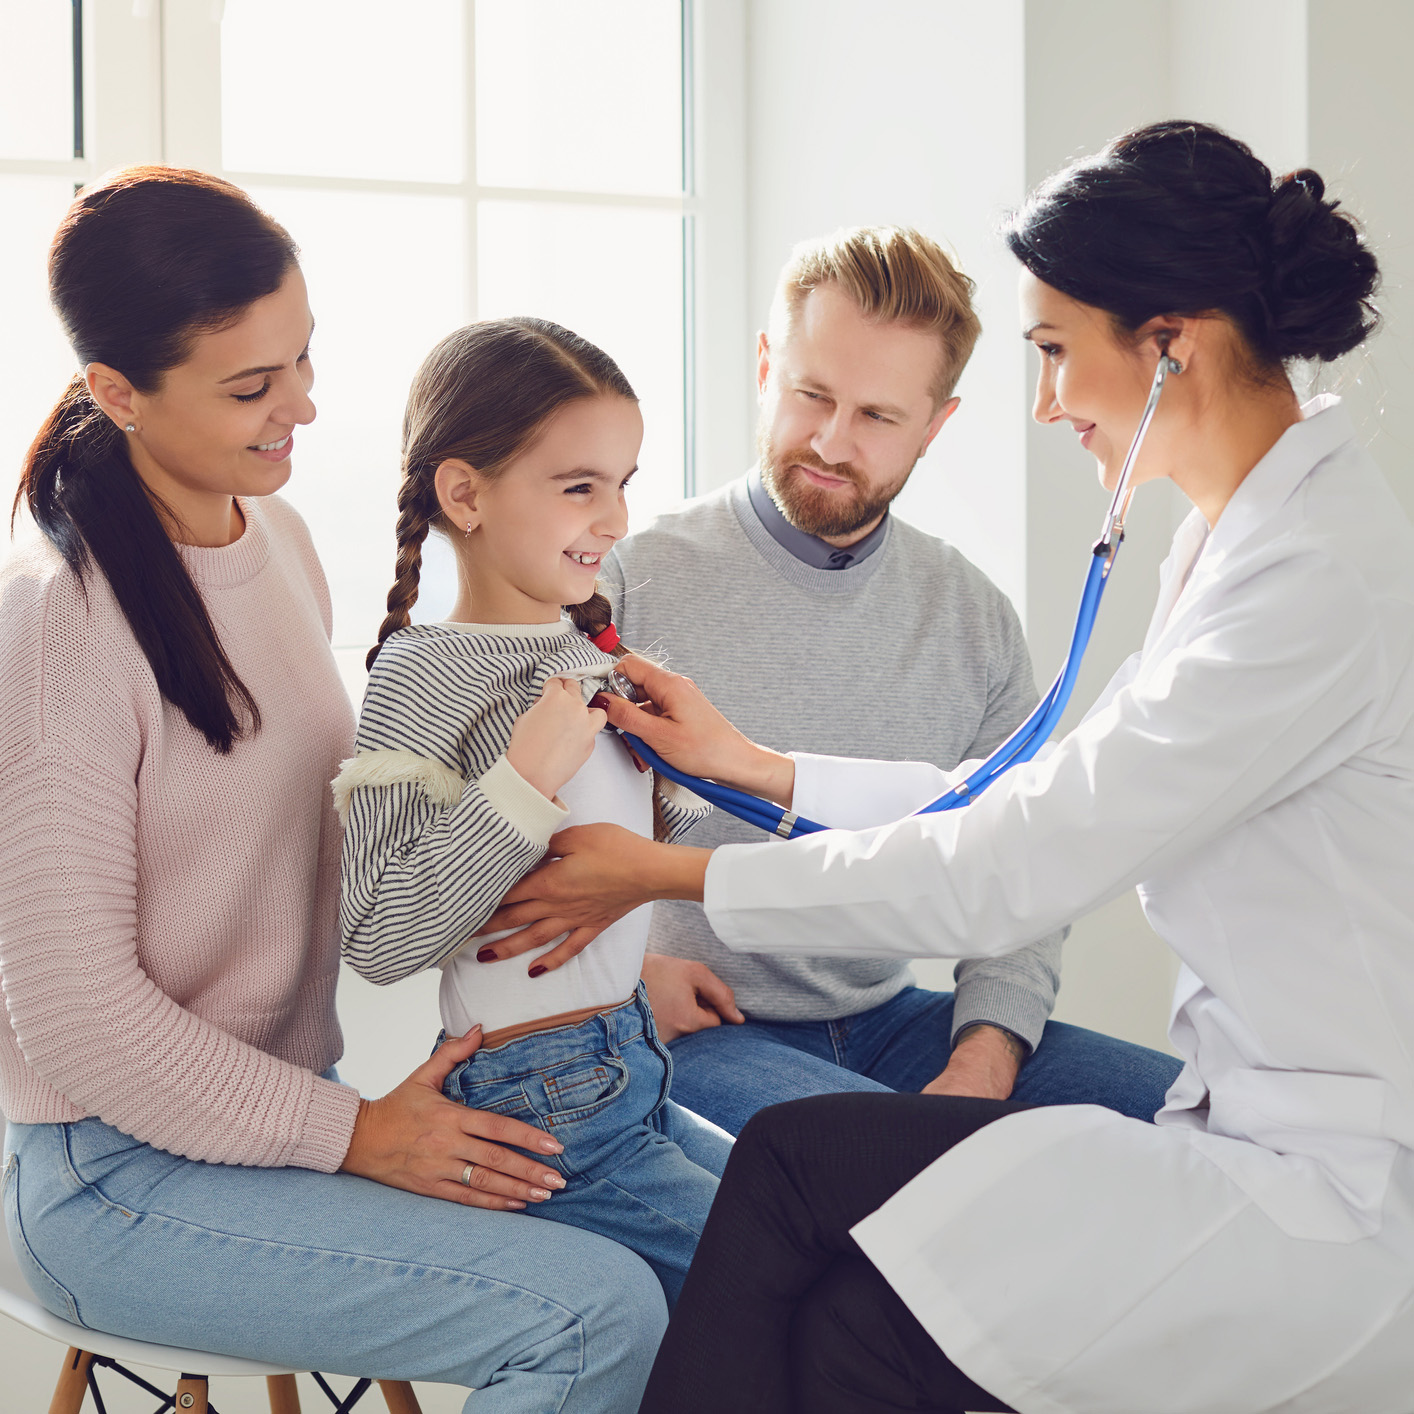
[607,668,642,704]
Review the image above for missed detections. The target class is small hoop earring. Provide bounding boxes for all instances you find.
[465,521,472,537]
[124,423,136,433]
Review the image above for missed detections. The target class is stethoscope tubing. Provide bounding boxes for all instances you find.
[617,355,1179,842]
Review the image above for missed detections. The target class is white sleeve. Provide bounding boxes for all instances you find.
[707,547,1381,962]
[789,752,956,830]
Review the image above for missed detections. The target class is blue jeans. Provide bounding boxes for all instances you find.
[667,984,1184,1136]
[444,986,730,1309]
[3,1107,665,1414]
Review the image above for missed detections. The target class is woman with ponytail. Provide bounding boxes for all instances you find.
[1,170,670,1412]
[332,318,728,1309]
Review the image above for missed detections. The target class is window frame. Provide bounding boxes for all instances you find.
[1,0,753,529]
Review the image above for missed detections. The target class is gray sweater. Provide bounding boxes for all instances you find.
[601,475,1064,1046]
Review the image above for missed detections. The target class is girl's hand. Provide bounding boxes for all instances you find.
[507,677,608,801]
[340,1026,569,1210]
[590,656,795,806]
[474,824,712,972]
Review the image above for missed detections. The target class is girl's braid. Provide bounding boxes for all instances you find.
[367,470,441,671]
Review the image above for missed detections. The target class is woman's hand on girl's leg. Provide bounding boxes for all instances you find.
[339,1025,569,1209]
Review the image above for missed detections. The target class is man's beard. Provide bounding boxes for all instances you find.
[757,427,915,540]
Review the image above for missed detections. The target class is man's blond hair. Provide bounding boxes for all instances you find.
[770,225,982,404]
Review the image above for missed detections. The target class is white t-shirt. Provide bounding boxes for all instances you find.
[439,730,654,1036]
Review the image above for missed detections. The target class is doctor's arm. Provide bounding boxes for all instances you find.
[706,549,1385,963]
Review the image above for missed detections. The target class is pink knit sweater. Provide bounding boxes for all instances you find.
[0,496,361,1171]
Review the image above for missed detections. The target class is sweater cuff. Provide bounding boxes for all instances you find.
[477,754,570,848]
[290,1076,363,1173]
[949,977,1050,1055]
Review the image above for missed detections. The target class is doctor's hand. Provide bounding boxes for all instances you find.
[642,953,745,1042]
[474,824,712,974]
[340,1025,569,1210]
[921,1024,1026,1102]
[589,656,796,806]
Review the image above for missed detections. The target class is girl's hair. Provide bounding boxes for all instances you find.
[369,316,637,670]
[1003,120,1380,370]
[15,166,300,753]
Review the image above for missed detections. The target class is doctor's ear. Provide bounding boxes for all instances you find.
[1134,317,1193,374]
[434,458,483,533]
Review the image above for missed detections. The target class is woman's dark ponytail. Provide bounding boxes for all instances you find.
[14,167,298,753]
[1263,168,1380,362]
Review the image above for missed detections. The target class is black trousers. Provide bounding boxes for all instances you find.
[639,1092,1022,1414]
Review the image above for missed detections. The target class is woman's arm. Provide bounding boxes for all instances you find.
[0,745,364,1170]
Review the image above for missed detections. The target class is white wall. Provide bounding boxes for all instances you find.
[740,0,1029,609]
[1308,0,1414,523]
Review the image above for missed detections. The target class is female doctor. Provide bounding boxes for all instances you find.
[480,121,1414,1412]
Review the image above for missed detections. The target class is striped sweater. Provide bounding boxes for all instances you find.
[336,619,708,988]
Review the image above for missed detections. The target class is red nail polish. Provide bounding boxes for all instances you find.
[589,693,611,712]
[529,965,547,978]
[476,948,496,963]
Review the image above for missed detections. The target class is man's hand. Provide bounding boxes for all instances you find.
[921,1024,1026,1101]
[642,953,745,1042]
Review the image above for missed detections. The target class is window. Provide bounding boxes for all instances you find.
[2,0,708,700]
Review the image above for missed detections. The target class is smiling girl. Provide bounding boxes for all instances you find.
[333,318,728,1307]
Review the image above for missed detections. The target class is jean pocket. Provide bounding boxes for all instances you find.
[3,1150,83,1326]
[531,1056,631,1130]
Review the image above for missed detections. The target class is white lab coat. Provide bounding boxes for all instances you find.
[705,398,1414,1414]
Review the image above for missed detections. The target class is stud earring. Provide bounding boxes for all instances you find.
[124,422,136,433]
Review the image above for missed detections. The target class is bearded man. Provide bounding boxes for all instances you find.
[601,226,1181,1131]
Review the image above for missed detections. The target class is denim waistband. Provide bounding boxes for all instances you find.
[462,981,656,1080]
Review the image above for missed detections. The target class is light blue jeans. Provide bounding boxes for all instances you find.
[3,1097,667,1413]
[667,984,1184,1136]
[443,985,731,1309]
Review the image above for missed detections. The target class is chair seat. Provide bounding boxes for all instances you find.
[1,1232,298,1378]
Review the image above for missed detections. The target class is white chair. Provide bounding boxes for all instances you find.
[1,1219,422,1414]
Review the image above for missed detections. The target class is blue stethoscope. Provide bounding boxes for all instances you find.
[609,353,1182,841]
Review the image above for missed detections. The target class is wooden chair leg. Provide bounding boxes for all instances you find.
[266,1373,302,1414]
[378,1381,423,1414]
[48,1348,93,1414]
[174,1375,209,1413]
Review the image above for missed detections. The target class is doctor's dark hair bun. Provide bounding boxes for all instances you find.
[1004,120,1380,368]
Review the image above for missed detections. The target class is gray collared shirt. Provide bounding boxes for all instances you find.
[747,466,889,570]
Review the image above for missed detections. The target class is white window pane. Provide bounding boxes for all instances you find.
[247,187,469,650]
[478,201,685,532]
[0,0,74,161]
[476,0,682,196]
[0,177,80,505]
[223,1,464,182]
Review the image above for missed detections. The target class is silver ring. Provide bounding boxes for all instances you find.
[461,1162,476,1186]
